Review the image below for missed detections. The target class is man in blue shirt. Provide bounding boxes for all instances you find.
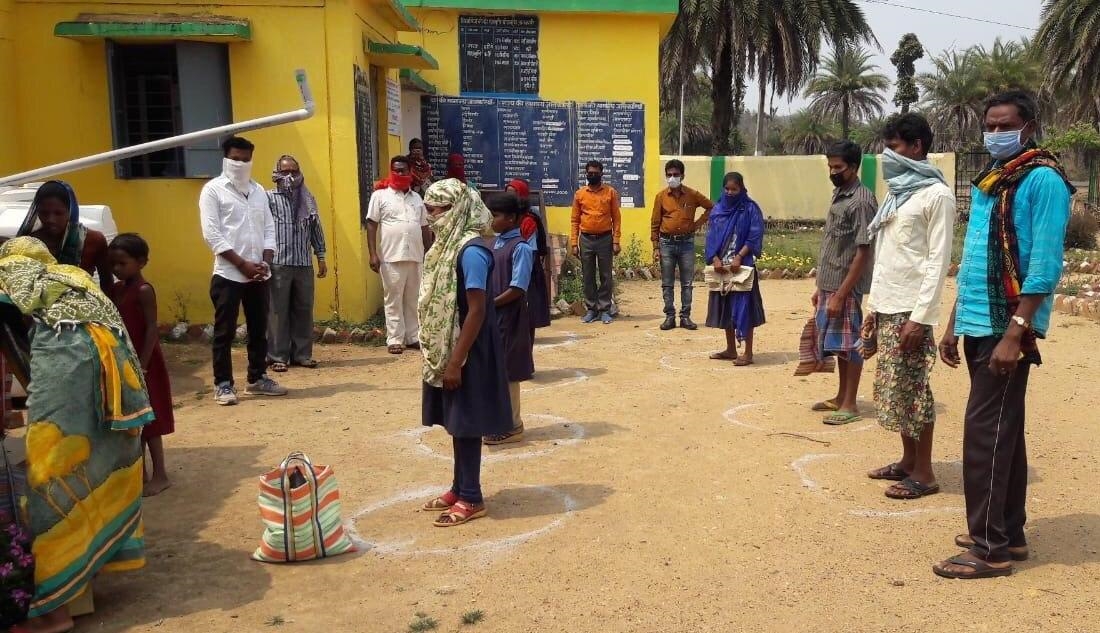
[934,91,1073,580]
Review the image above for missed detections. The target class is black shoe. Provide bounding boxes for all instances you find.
[680,317,698,331]
[660,316,676,331]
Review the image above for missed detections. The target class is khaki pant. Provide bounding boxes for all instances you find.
[508,382,523,430]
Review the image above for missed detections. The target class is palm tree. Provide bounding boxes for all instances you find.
[660,73,717,154]
[972,37,1041,95]
[782,111,840,154]
[851,116,890,153]
[1035,0,1100,124]
[804,46,889,139]
[917,50,986,150]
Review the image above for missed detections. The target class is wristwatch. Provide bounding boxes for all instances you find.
[1010,315,1032,330]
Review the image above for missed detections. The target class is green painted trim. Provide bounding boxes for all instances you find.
[710,156,726,203]
[860,154,878,192]
[54,20,251,40]
[400,68,437,94]
[405,0,677,14]
[388,0,421,30]
[367,41,439,70]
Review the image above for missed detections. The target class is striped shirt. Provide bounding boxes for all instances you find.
[816,180,877,294]
[266,190,326,267]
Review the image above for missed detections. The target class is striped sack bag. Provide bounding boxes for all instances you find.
[252,452,356,563]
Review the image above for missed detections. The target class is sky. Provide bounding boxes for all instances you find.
[750,0,1043,115]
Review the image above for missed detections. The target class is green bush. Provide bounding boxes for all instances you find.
[1065,213,1099,250]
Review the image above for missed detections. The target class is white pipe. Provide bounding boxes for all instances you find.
[0,69,315,187]
[678,81,685,156]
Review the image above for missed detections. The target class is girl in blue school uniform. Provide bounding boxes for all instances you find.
[481,192,537,445]
[417,178,512,527]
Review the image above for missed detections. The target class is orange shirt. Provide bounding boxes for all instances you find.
[650,186,713,243]
[570,184,622,247]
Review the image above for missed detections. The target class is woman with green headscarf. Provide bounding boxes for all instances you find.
[0,237,151,633]
[417,179,511,527]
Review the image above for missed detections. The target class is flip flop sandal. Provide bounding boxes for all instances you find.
[422,491,458,512]
[387,345,405,355]
[733,358,754,366]
[885,477,940,499]
[296,359,319,368]
[955,534,1030,561]
[823,411,862,425]
[811,399,839,412]
[709,352,738,361]
[933,555,1013,579]
[868,463,909,481]
[271,362,289,373]
[434,500,486,527]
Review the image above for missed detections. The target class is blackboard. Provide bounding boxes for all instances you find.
[353,65,376,226]
[497,100,574,206]
[421,96,645,209]
[459,15,539,96]
[420,96,502,189]
[576,102,646,208]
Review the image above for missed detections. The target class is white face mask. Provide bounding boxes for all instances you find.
[223,158,253,191]
[667,176,683,189]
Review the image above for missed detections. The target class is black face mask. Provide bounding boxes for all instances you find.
[829,172,847,188]
[586,173,602,186]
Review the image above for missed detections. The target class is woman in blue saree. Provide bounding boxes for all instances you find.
[705,172,766,365]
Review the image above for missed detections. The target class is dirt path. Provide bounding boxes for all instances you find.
[91,279,1099,633]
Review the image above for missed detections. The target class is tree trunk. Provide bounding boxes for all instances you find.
[711,39,735,155]
[754,56,768,156]
[731,51,747,155]
[901,101,910,114]
[841,94,851,139]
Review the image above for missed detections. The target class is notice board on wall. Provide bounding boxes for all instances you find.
[421,96,645,208]
[458,15,539,97]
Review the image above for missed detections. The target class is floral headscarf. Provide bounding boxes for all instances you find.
[417,178,493,387]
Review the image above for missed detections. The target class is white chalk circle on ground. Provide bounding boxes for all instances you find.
[724,403,875,435]
[343,483,577,557]
[399,414,587,464]
[522,368,589,394]
[534,331,579,351]
[660,351,799,372]
[790,452,964,518]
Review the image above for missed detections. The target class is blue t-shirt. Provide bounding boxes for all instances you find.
[494,228,535,291]
[461,243,492,291]
[955,166,1071,338]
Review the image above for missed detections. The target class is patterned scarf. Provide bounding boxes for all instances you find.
[18,180,87,266]
[0,237,124,330]
[417,179,493,387]
[271,155,319,223]
[973,148,1074,349]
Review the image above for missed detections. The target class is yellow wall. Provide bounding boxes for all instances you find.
[6,0,406,322]
[402,8,663,246]
[0,0,18,176]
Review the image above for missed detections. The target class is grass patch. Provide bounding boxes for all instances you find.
[264,615,286,627]
[462,610,485,625]
[408,614,438,632]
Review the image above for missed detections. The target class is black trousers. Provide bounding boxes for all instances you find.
[449,437,483,505]
[962,336,1037,563]
[210,275,269,386]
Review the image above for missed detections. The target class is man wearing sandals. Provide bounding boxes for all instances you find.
[934,90,1072,579]
[810,140,877,426]
[266,155,327,372]
[862,114,955,501]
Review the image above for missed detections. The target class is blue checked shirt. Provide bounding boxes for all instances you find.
[955,167,1071,338]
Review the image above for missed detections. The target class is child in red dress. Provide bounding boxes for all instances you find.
[109,233,175,496]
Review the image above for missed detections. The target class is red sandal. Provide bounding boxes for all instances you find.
[421,490,458,511]
[433,500,486,527]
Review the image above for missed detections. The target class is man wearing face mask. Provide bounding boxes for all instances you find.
[367,155,432,354]
[811,140,877,426]
[199,136,288,406]
[571,160,621,324]
[933,91,1073,580]
[650,159,714,331]
[265,155,327,373]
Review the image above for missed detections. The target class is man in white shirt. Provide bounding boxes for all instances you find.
[199,136,288,405]
[366,155,431,354]
[863,113,955,499]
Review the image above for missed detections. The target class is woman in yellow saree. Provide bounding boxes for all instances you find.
[0,237,152,633]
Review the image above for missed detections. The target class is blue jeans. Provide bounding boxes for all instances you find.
[659,236,695,317]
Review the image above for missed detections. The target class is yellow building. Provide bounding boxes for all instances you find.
[0,0,674,322]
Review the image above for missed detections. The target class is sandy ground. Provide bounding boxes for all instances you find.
[82,278,1100,633]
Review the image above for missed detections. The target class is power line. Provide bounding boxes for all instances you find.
[855,0,1037,32]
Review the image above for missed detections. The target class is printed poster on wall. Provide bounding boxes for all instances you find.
[386,77,402,136]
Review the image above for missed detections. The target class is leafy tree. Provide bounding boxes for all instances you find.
[804,45,889,139]
[890,33,924,113]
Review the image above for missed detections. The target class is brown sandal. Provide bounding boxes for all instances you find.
[421,491,458,511]
[387,345,404,355]
[433,500,486,527]
[955,534,1030,561]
